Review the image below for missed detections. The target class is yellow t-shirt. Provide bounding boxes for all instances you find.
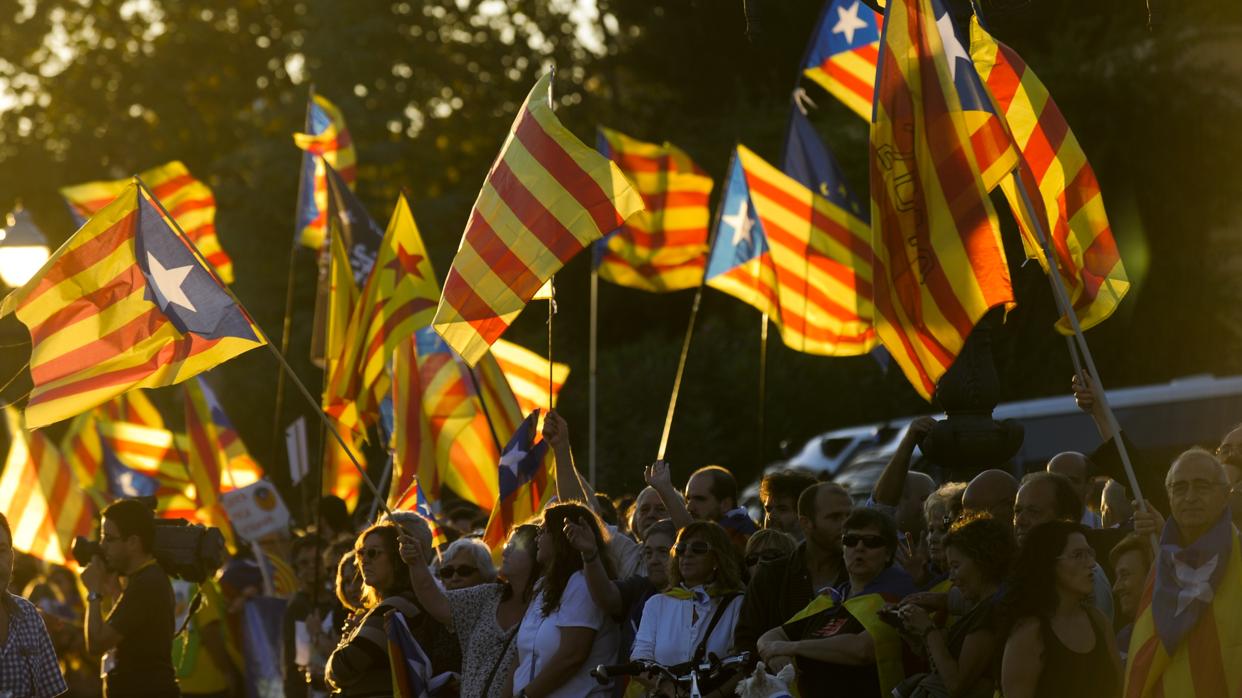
[171,581,240,695]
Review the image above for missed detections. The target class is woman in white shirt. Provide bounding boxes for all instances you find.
[631,521,745,695]
[511,502,620,698]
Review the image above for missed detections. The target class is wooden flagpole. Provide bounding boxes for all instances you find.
[588,267,599,486]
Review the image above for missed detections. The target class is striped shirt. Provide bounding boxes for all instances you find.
[0,593,67,697]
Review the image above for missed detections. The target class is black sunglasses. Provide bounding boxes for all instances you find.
[437,564,478,580]
[674,540,712,557]
[841,534,887,550]
[745,549,785,567]
[355,547,385,561]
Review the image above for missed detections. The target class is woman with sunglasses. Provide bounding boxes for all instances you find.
[511,502,618,698]
[757,508,916,698]
[433,537,496,591]
[631,521,745,696]
[742,529,797,581]
[999,520,1120,698]
[325,521,418,697]
[399,524,542,698]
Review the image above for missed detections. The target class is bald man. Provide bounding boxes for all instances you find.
[1047,452,1102,528]
[961,469,1019,527]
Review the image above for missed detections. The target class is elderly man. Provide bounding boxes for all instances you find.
[1124,449,1242,697]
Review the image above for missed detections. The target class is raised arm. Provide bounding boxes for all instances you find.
[872,417,935,507]
[544,410,597,511]
[398,532,451,625]
[562,518,622,617]
[81,558,121,655]
[644,461,692,530]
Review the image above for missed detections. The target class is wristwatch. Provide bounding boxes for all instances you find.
[87,591,103,602]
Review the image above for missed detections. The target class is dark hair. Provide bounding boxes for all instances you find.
[943,513,1013,584]
[760,470,818,507]
[1020,472,1084,521]
[335,551,361,612]
[644,519,677,543]
[668,521,744,592]
[539,502,614,617]
[499,524,542,603]
[691,466,738,506]
[594,493,619,526]
[1108,533,1153,573]
[0,512,10,546]
[843,507,899,562]
[797,482,851,519]
[102,499,155,553]
[1001,520,1089,624]
[319,495,352,536]
[355,522,412,605]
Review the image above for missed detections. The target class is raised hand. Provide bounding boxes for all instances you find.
[541,410,569,451]
[398,532,426,567]
[562,517,598,556]
[644,460,673,491]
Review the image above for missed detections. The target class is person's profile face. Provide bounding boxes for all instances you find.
[805,490,851,551]
[1053,533,1096,598]
[356,533,394,593]
[685,474,722,522]
[633,490,668,541]
[1013,481,1058,545]
[100,518,129,571]
[1112,548,1148,620]
[762,495,799,535]
[945,545,985,600]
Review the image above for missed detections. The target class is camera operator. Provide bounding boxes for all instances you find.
[80,499,178,697]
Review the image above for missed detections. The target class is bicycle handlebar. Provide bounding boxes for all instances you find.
[590,652,753,686]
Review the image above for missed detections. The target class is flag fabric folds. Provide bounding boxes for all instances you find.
[706,146,876,356]
[433,73,645,366]
[326,194,440,420]
[490,338,569,416]
[782,107,867,222]
[868,0,1016,400]
[184,377,262,546]
[2,183,265,429]
[96,419,199,520]
[482,410,555,552]
[593,127,713,292]
[0,407,95,565]
[801,0,884,119]
[61,161,235,284]
[294,93,357,250]
[98,390,166,429]
[969,18,1129,333]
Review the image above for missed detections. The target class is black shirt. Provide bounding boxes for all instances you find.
[782,602,878,697]
[104,561,178,697]
[733,542,847,652]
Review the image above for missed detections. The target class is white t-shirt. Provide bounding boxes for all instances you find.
[513,571,618,697]
[630,588,743,667]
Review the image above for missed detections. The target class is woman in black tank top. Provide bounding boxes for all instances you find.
[999,522,1122,698]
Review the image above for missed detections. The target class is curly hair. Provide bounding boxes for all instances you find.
[668,521,745,592]
[1000,520,1088,628]
[539,502,614,617]
[943,513,1014,584]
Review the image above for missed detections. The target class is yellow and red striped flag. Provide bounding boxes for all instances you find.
[594,128,713,292]
[96,419,200,520]
[62,412,109,511]
[0,407,96,565]
[294,93,357,250]
[706,146,877,356]
[433,73,644,366]
[490,339,569,416]
[481,410,556,554]
[801,0,885,120]
[327,194,440,419]
[3,183,265,429]
[62,161,234,284]
[321,218,367,438]
[969,18,1129,333]
[184,377,262,547]
[98,390,166,430]
[869,0,1016,400]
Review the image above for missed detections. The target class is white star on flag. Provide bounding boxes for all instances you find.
[499,442,529,473]
[832,1,869,46]
[146,252,197,313]
[721,198,754,247]
[935,12,970,80]
[1172,553,1218,615]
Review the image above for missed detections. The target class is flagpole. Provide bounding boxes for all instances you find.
[655,151,734,461]
[369,454,394,523]
[758,312,769,468]
[1008,169,1151,522]
[466,366,505,453]
[134,176,390,517]
[271,85,315,470]
[546,276,556,412]
[588,267,598,487]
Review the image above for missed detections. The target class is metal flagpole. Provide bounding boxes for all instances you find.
[546,276,556,411]
[271,85,315,469]
[1008,168,1152,523]
[758,312,769,468]
[588,267,599,487]
[135,176,390,516]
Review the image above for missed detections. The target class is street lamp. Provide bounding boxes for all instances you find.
[0,208,50,288]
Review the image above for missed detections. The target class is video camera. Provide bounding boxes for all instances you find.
[71,518,227,583]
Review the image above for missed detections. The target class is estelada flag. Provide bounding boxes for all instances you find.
[800,0,884,119]
[61,161,235,284]
[868,0,1016,400]
[490,338,569,416]
[969,16,1129,334]
[706,146,876,356]
[593,127,713,293]
[482,409,555,554]
[294,93,357,250]
[433,72,644,366]
[2,182,265,429]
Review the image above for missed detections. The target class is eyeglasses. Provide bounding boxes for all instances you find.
[1166,479,1227,499]
[745,549,785,567]
[841,534,887,550]
[674,540,712,557]
[1057,548,1096,564]
[355,547,385,561]
[437,565,478,580]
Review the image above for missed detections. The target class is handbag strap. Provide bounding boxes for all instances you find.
[692,593,740,664]
[480,623,520,697]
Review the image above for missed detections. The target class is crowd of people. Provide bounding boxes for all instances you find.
[3,377,1242,698]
